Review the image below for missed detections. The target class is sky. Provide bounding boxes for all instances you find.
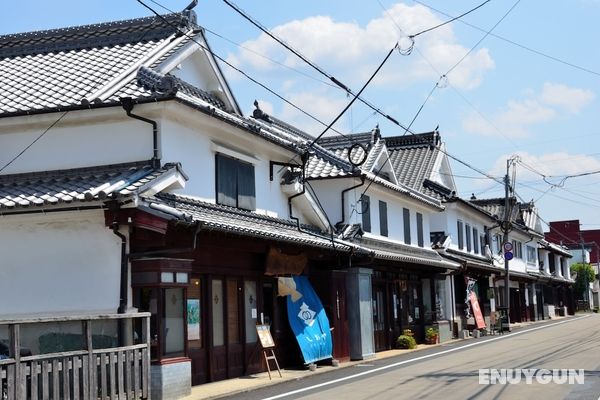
[2,0,600,233]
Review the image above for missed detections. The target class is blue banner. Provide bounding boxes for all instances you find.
[286,276,333,364]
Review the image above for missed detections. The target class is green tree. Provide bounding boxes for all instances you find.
[570,263,596,300]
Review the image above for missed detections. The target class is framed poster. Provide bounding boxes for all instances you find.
[256,324,275,348]
[187,299,201,341]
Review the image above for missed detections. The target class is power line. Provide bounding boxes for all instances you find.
[202,27,341,90]
[136,0,350,140]
[409,0,492,38]
[221,0,413,133]
[412,0,600,79]
[375,0,520,149]
[0,111,69,174]
[445,0,521,77]
[309,44,398,147]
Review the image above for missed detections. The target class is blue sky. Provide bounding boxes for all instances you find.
[2,1,600,231]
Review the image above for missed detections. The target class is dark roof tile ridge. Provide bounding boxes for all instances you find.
[0,160,154,184]
[384,131,439,148]
[0,13,190,59]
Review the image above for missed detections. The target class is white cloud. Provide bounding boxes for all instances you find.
[463,82,595,137]
[230,2,494,91]
[539,82,595,113]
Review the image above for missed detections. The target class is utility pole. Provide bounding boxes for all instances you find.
[501,158,514,332]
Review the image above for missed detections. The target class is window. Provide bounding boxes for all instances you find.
[473,228,479,254]
[216,153,256,210]
[527,246,537,265]
[379,201,388,237]
[480,233,486,255]
[512,240,523,259]
[416,212,424,247]
[403,208,411,245]
[361,195,371,233]
[465,224,472,252]
[457,220,464,250]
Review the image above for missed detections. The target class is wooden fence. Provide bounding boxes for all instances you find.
[0,313,150,400]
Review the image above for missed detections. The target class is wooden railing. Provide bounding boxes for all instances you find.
[0,313,150,400]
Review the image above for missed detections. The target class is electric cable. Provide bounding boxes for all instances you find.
[0,111,69,173]
[136,0,350,140]
[409,0,492,38]
[412,0,600,79]
[221,0,414,133]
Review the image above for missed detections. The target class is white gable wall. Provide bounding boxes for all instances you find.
[0,210,122,317]
[159,102,300,219]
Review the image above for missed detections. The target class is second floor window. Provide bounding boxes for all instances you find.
[512,240,523,259]
[465,224,472,252]
[527,246,537,265]
[216,153,256,210]
[457,220,464,250]
[361,195,371,233]
[416,212,424,247]
[403,208,411,245]
[473,227,479,254]
[379,201,388,237]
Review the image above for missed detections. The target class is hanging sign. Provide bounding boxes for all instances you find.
[286,276,333,364]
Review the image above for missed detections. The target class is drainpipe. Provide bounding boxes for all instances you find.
[111,213,129,347]
[121,97,160,169]
[335,176,365,227]
[111,219,129,315]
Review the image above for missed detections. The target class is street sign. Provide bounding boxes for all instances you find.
[504,251,513,261]
[503,242,513,252]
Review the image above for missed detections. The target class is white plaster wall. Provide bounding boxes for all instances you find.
[0,211,122,317]
[0,109,153,175]
[159,108,296,219]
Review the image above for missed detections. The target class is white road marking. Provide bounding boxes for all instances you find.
[263,315,592,400]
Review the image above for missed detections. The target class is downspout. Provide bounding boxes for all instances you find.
[111,213,129,347]
[121,97,160,169]
[111,219,129,315]
[335,175,366,227]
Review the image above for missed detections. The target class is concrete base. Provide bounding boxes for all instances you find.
[151,360,192,400]
[472,329,482,338]
[460,330,470,339]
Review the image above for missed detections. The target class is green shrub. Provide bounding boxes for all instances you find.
[396,334,417,349]
[402,328,414,337]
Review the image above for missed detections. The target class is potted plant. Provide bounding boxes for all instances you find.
[396,333,417,349]
[425,327,438,344]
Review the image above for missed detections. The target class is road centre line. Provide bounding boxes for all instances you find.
[263,315,592,400]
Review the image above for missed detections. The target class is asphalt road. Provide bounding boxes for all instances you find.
[224,314,600,400]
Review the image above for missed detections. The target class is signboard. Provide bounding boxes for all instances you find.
[285,276,333,364]
[503,242,513,252]
[469,291,486,329]
[256,324,275,349]
[504,251,513,261]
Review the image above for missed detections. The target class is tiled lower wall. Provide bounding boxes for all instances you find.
[151,360,192,400]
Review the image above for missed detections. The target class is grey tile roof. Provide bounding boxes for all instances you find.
[469,198,544,236]
[386,132,446,200]
[355,237,460,269]
[151,193,353,251]
[0,11,226,117]
[0,161,180,210]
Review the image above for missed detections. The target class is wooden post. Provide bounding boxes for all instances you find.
[142,315,150,399]
[9,324,21,400]
[84,320,95,400]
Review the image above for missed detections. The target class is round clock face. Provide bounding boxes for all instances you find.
[348,143,367,166]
